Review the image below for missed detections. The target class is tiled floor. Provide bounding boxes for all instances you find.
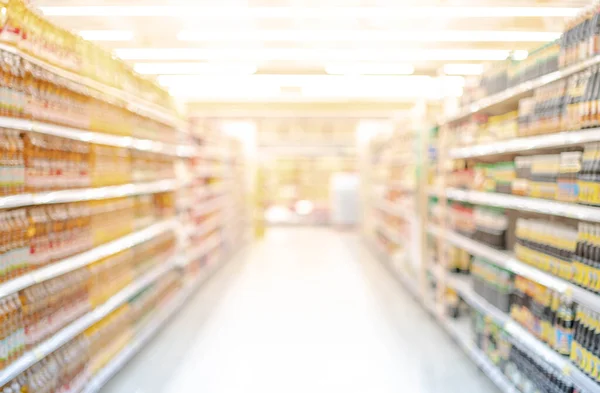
[101,227,500,393]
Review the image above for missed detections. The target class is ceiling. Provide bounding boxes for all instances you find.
[31,0,587,103]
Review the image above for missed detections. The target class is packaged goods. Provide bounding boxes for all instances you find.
[571,306,600,379]
[447,246,470,274]
[508,42,560,87]
[579,143,600,205]
[558,152,583,202]
[511,276,574,353]
[472,309,512,368]
[573,222,600,292]
[472,206,508,249]
[486,111,519,141]
[472,258,513,313]
[560,3,600,67]
[506,346,577,393]
[475,162,516,194]
[449,203,475,236]
[515,218,577,280]
[0,0,174,110]
[529,154,561,199]
[0,271,182,393]
[445,288,461,318]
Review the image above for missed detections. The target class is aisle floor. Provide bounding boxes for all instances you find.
[101,228,500,393]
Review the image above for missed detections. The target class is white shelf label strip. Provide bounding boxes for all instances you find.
[446,188,600,223]
[0,259,177,386]
[446,273,600,393]
[83,251,232,393]
[368,237,518,393]
[450,128,600,159]
[0,117,194,157]
[0,42,183,129]
[438,224,600,312]
[0,219,176,300]
[0,179,177,210]
[445,54,600,124]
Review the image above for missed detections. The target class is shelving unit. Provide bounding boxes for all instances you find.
[362,11,600,392]
[0,5,250,390]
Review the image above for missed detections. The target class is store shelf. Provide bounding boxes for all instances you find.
[429,225,567,291]
[0,219,176,301]
[429,225,600,313]
[0,117,194,157]
[373,198,414,222]
[194,197,227,216]
[182,234,223,267]
[0,258,177,386]
[450,128,600,159]
[0,42,184,130]
[0,179,177,210]
[368,236,520,393]
[443,318,519,393]
[82,252,227,393]
[445,54,600,124]
[446,274,600,393]
[369,235,522,393]
[446,188,600,222]
[378,222,405,245]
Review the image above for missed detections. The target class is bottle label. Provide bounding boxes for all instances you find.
[556,328,573,355]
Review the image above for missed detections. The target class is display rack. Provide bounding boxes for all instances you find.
[364,20,600,391]
[0,9,250,389]
[361,122,424,289]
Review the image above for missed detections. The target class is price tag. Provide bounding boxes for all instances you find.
[562,364,572,377]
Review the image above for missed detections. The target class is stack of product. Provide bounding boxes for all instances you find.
[0,0,251,391]
[412,2,600,393]
[448,203,508,249]
[471,257,513,312]
[470,300,578,392]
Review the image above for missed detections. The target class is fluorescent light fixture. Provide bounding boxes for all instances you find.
[158,74,431,87]
[133,62,258,75]
[40,6,578,18]
[325,64,414,75]
[159,74,465,100]
[78,30,133,41]
[178,30,560,43]
[115,48,511,62]
[443,64,484,75]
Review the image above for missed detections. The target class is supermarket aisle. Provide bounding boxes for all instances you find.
[101,228,499,393]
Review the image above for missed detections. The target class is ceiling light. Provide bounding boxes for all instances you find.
[325,64,414,75]
[40,6,578,18]
[115,48,511,62]
[178,30,560,43]
[78,30,133,41]
[443,64,484,75]
[158,75,465,100]
[133,62,258,75]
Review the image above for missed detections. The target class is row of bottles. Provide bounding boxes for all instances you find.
[0,0,173,110]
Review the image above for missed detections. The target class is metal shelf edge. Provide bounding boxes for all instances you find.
[0,219,176,301]
[82,249,236,393]
[450,128,600,159]
[0,259,177,386]
[0,117,189,157]
[444,54,600,125]
[446,274,600,393]
[0,42,183,128]
[446,188,600,223]
[0,179,177,210]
